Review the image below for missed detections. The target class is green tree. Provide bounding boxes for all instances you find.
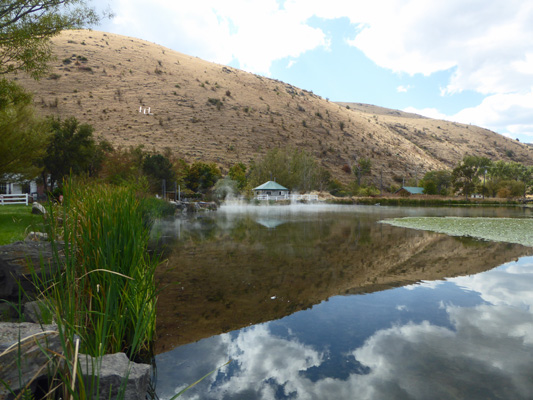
[0,0,100,79]
[41,116,97,190]
[228,162,247,191]
[100,145,145,186]
[186,162,221,193]
[451,156,492,199]
[421,170,451,195]
[142,153,176,192]
[249,148,330,192]
[0,79,49,182]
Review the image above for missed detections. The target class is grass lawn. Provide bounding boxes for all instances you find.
[0,204,45,245]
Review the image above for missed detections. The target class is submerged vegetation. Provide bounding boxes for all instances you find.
[381,216,533,247]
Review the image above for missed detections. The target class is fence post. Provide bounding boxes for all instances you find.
[25,193,28,205]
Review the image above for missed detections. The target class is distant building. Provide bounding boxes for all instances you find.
[253,181,290,201]
[0,180,38,195]
[395,186,425,196]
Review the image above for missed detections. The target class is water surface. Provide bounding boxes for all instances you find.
[153,204,533,399]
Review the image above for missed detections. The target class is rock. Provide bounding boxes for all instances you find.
[0,322,60,399]
[23,300,49,323]
[0,241,62,304]
[78,352,151,400]
[31,202,46,215]
[0,323,150,400]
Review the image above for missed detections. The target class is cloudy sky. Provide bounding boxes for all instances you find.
[92,0,533,143]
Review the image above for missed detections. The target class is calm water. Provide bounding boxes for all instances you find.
[152,204,533,400]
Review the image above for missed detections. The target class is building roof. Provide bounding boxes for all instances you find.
[397,186,425,195]
[253,181,289,191]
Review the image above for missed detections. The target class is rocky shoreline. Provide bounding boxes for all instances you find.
[0,237,151,400]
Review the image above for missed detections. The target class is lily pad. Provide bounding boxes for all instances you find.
[381,217,533,247]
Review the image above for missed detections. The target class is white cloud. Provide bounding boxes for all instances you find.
[94,0,328,75]
[402,107,449,121]
[406,90,533,140]
[396,85,411,93]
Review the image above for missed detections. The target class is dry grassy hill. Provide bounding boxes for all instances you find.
[14,30,532,187]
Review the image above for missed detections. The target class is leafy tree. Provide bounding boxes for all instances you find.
[142,153,176,192]
[0,79,49,182]
[451,156,492,199]
[0,0,100,79]
[422,180,437,195]
[421,170,451,195]
[249,148,330,192]
[172,158,190,187]
[100,145,145,186]
[228,162,247,191]
[41,116,97,190]
[186,162,221,193]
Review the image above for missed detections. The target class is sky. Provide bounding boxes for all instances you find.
[92,0,533,144]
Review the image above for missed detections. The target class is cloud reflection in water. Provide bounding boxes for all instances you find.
[156,258,533,400]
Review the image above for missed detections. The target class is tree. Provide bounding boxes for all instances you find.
[421,170,451,196]
[142,153,176,192]
[0,0,100,79]
[228,162,247,191]
[100,145,145,186]
[249,148,330,192]
[186,162,221,193]
[41,116,97,190]
[451,156,492,199]
[0,79,49,182]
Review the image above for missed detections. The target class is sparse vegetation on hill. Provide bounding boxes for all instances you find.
[13,30,531,188]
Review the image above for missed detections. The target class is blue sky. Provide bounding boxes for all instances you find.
[92,0,533,143]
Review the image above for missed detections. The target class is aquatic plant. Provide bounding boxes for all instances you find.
[382,217,533,247]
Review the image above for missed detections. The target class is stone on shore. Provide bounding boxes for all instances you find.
[78,352,151,400]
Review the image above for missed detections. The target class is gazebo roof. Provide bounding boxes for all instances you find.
[253,181,289,191]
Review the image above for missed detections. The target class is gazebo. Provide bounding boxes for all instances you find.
[253,181,290,201]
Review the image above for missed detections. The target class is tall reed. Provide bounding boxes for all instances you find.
[45,181,159,361]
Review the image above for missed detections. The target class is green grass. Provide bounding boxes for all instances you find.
[381,216,533,247]
[0,204,44,245]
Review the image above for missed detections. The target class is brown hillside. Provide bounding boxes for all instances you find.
[14,30,532,187]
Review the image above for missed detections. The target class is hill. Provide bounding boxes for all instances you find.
[13,30,532,187]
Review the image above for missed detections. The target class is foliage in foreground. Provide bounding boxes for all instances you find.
[44,181,159,360]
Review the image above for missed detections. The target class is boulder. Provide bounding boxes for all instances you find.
[79,352,151,400]
[0,323,151,400]
[23,300,49,323]
[31,202,46,215]
[0,241,62,304]
[0,322,60,399]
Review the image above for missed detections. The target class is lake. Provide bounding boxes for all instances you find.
[152,204,533,400]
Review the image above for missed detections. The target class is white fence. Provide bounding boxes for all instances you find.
[0,193,29,205]
[255,194,319,202]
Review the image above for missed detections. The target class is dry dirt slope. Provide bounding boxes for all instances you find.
[14,30,532,187]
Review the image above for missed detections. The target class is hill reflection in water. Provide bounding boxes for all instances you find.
[152,205,533,399]
[153,204,532,352]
